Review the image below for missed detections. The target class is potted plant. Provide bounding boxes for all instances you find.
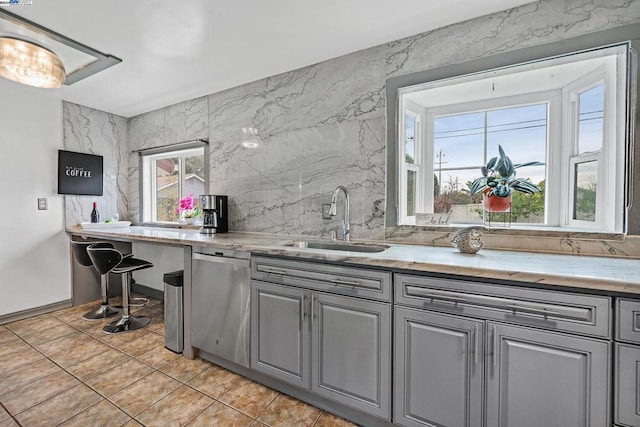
[470,145,543,212]
[176,193,200,224]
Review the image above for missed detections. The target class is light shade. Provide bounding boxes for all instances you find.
[0,37,65,88]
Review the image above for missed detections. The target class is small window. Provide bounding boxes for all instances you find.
[141,147,207,223]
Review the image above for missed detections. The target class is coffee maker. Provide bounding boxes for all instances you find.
[200,195,228,234]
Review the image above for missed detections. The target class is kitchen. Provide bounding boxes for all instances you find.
[2,0,640,426]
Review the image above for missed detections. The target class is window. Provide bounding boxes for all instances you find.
[141,146,207,223]
[397,44,627,232]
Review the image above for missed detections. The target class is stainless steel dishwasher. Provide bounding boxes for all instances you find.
[191,248,251,367]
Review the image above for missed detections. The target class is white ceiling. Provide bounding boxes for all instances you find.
[0,0,535,118]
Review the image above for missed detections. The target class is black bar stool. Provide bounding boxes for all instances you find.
[87,245,154,334]
[71,241,122,320]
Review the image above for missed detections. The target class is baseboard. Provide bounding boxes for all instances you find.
[0,300,72,325]
[131,282,164,301]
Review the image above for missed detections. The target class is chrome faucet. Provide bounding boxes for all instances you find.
[329,185,350,241]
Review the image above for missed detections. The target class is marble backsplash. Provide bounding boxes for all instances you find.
[64,0,640,257]
[62,103,129,226]
[127,96,209,223]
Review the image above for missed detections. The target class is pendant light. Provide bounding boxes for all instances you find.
[0,37,65,88]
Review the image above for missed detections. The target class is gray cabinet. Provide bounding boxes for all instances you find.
[311,292,391,419]
[394,272,612,427]
[250,270,392,420]
[394,307,483,427]
[251,280,309,388]
[615,298,640,426]
[615,343,640,426]
[486,322,610,427]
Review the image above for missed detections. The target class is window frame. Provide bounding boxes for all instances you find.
[394,44,627,233]
[399,100,424,224]
[140,145,209,224]
[399,90,560,225]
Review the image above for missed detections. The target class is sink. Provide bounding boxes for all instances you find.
[285,241,388,253]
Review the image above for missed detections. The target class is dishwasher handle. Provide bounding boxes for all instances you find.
[193,252,250,268]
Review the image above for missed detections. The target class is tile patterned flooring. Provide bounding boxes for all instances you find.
[0,297,357,427]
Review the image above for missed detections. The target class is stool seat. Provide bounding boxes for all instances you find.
[87,246,154,334]
[112,257,153,274]
[71,241,122,320]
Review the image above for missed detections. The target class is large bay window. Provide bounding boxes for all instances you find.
[398,44,627,232]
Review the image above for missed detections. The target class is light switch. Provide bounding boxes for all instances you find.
[37,198,48,210]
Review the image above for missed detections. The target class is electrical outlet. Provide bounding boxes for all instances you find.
[322,204,332,219]
[37,198,48,210]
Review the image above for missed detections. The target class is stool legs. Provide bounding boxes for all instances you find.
[103,272,150,334]
[83,274,121,320]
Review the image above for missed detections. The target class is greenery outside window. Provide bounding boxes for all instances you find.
[141,147,207,223]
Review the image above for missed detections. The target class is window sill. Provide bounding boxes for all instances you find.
[387,224,625,241]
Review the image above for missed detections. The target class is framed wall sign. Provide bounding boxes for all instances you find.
[57,150,103,196]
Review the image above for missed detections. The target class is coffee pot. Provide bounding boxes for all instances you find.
[199,195,228,234]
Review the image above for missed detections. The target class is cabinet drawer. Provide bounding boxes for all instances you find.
[252,256,391,301]
[616,299,640,344]
[395,274,611,338]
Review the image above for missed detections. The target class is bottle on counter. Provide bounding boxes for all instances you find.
[90,202,100,223]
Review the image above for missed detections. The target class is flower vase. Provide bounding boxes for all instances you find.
[183,217,196,225]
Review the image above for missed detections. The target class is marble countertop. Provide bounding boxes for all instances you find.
[67,225,640,295]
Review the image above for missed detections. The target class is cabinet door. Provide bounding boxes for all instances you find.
[486,322,610,427]
[311,292,391,419]
[250,281,309,388]
[394,307,484,427]
[615,343,640,427]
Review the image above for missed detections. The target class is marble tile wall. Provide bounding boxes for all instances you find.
[62,103,128,226]
[127,96,209,223]
[65,0,640,254]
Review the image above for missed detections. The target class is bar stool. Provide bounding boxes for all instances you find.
[87,245,154,334]
[71,241,122,320]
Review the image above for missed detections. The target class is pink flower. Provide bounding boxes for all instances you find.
[176,193,199,219]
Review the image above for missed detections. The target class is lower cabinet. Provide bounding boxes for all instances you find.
[251,280,391,419]
[394,307,484,427]
[615,343,640,427]
[487,322,610,427]
[251,281,309,388]
[395,307,610,427]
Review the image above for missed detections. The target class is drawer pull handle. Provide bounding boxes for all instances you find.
[261,267,288,275]
[330,278,361,286]
[412,290,467,304]
[506,303,561,317]
[633,312,640,332]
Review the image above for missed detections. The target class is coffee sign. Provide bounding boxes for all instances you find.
[57,150,103,196]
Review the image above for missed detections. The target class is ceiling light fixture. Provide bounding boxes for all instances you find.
[0,8,122,86]
[0,37,65,88]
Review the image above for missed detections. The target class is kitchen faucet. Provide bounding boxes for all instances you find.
[329,185,350,241]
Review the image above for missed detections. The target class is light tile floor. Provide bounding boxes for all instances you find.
[0,296,357,427]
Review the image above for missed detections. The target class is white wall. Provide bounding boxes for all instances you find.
[0,81,70,317]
